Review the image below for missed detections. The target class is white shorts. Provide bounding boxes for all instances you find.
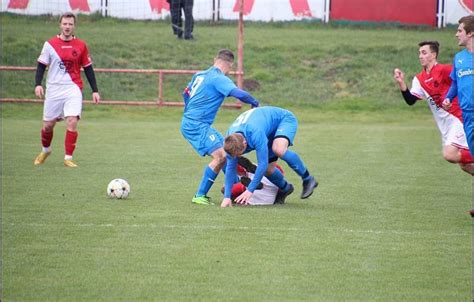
[43,85,82,121]
[440,118,469,150]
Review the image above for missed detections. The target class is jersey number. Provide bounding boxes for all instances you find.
[189,76,204,98]
[232,109,255,127]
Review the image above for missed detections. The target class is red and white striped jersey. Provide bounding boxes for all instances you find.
[37,35,92,90]
[410,64,463,130]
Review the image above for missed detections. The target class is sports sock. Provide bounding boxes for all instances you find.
[196,166,218,197]
[41,128,53,151]
[460,149,474,164]
[65,130,78,157]
[267,168,290,191]
[281,150,308,179]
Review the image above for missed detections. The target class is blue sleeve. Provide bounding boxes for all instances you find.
[229,88,259,108]
[224,155,238,198]
[446,59,458,100]
[246,135,268,192]
[215,75,237,97]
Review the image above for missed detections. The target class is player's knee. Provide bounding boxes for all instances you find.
[272,147,287,158]
[443,151,457,163]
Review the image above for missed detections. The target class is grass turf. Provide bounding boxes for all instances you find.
[2,104,471,300]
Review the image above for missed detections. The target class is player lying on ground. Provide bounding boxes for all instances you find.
[393,40,474,175]
[221,106,318,208]
[225,156,285,206]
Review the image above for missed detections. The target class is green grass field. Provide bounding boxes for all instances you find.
[1,14,473,301]
[2,104,472,301]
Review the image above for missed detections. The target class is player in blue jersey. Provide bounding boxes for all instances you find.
[442,15,474,217]
[220,106,318,208]
[443,15,474,157]
[181,49,259,205]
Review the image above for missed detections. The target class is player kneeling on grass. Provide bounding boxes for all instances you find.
[393,40,474,175]
[225,157,285,206]
[221,106,318,208]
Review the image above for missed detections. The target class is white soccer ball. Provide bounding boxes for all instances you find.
[107,178,130,199]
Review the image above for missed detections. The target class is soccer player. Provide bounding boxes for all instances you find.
[443,15,474,157]
[393,41,474,175]
[181,49,259,205]
[228,157,283,206]
[221,106,318,208]
[34,12,100,168]
[441,15,474,217]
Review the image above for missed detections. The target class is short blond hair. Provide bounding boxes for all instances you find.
[224,133,245,156]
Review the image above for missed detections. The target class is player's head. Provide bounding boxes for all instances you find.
[457,15,474,47]
[214,49,235,75]
[417,41,439,68]
[224,133,246,158]
[59,12,76,38]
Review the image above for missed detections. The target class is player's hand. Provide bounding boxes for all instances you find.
[220,198,233,208]
[234,190,253,205]
[393,68,404,83]
[442,98,452,110]
[92,92,101,104]
[35,85,44,99]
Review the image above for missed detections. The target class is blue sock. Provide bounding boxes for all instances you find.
[267,168,289,191]
[196,166,218,197]
[281,150,310,180]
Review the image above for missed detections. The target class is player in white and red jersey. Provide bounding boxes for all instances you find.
[393,41,474,175]
[34,12,100,168]
[226,157,283,206]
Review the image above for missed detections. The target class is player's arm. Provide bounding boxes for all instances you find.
[228,88,259,108]
[84,65,100,104]
[34,62,47,98]
[221,155,238,207]
[443,60,458,110]
[393,68,419,105]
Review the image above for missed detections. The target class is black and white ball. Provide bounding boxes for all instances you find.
[107,178,130,199]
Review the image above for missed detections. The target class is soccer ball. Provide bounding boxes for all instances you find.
[107,178,130,199]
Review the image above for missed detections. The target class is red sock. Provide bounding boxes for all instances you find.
[460,149,474,164]
[65,130,78,156]
[41,128,53,148]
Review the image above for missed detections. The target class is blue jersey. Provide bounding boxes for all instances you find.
[224,106,297,196]
[448,49,474,111]
[183,66,237,124]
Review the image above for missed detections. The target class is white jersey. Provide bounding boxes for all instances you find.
[247,173,279,206]
[410,64,468,149]
[38,35,92,90]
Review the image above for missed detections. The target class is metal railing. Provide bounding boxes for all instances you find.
[0,66,243,108]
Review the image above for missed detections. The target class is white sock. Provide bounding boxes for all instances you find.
[42,147,50,153]
[64,155,73,160]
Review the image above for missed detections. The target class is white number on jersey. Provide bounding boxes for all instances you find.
[232,109,255,127]
[189,76,204,98]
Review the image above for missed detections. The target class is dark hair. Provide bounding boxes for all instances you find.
[459,15,474,34]
[418,41,439,57]
[59,12,76,24]
[216,49,234,63]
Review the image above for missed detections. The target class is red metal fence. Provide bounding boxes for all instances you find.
[0,66,243,109]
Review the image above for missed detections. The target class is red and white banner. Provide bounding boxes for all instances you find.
[1,0,469,25]
[445,0,473,26]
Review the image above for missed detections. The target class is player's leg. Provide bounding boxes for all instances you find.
[34,96,62,165]
[265,160,294,204]
[192,127,225,205]
[63,90,82,167]
[34,120,56,165]
[274,111,318,198]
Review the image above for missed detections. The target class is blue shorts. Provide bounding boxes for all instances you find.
[181,118,223,156]
[462,111,474,156]
[268,111,298,160]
